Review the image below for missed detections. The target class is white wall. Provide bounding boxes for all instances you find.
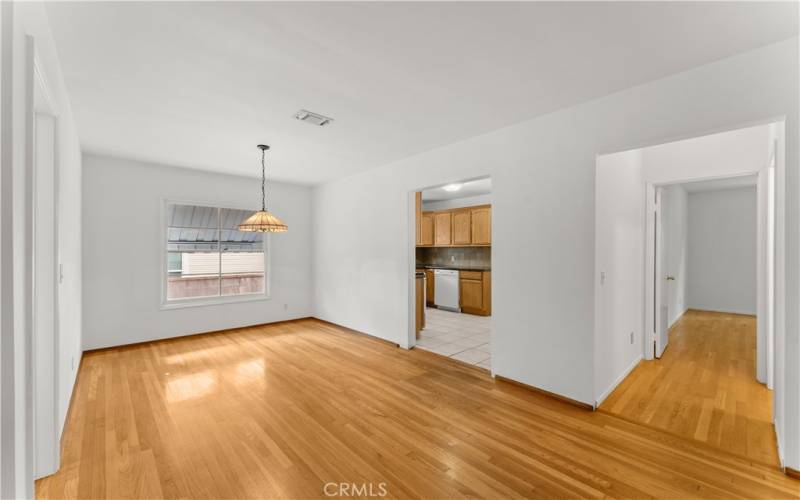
[82,154,313,349]
[687,187,757,315]
[663,186,688,326]
[1,2,83,497]
[642,124,773,183]
[422,193,492,211]
[594,149,644,406]
[312,39,799,468]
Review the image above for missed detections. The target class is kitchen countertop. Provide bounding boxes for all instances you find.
[417,264,491,272]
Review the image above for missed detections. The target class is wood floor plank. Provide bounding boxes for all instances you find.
[601,309,778,466]
[37,318,798,499]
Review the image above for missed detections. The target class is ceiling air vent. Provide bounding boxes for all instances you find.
[294,109,333,127]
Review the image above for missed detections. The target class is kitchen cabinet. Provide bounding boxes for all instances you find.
[452,209,471,245]
[415,204,491,247]
[460,270,491,316]
[415,273,425,337]
[434,212,452,246]
[420,212,434,246]
[471,206,491,245]
[425,269,435,306]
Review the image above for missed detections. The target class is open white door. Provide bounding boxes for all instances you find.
[654,187,669,358]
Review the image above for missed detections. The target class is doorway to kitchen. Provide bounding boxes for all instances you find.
[412,177,492,371]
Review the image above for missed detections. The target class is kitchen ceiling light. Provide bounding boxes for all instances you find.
[442,183,463,192]
[238,145,288,233]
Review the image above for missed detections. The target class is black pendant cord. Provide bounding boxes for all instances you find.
[261,147,266,211]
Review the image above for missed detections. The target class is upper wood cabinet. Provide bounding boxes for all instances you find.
[415,204,490,247]
[470,206,491,245]
[434,212,452,246]
[452,209,471,245]
[420,212,434,246]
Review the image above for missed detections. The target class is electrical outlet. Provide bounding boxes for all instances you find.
[71,356,75,370]
[630,332,634,344]
[283,303,288,311]
[600,272,606,285]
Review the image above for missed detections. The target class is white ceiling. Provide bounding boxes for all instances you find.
[422,178,491,202]
[681,175,758,193]
[45,2,798,185]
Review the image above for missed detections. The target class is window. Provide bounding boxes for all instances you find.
[164,202,267,305]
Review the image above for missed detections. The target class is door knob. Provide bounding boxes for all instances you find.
[666,276,676,281]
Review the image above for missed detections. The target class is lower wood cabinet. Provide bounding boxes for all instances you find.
[459,270,491,316]
[425,269,435,306]
[415,273,425,337]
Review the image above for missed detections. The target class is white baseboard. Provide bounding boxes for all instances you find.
[775,420,785,468]
[688,306,756,316]
[668,306,689,328]
[595,355,643,408]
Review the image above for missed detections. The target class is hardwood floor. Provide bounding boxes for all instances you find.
[601,309,777,465]
[37,318,797,499]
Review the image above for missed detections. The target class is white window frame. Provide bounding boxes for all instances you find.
[159,198,271,310]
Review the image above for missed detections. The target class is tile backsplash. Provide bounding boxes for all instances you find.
[416,246,491,269]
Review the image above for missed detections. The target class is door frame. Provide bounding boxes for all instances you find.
[644,170,767,369]
[644,184,669,359]
[27,39,62,479]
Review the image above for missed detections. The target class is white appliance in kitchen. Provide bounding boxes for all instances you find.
[434,269,460,312]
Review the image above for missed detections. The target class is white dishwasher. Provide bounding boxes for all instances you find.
[434,269,460,312]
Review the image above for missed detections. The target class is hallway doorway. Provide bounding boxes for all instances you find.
[594,121,784,466]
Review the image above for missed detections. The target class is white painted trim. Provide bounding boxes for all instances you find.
[687,307,757,317]
[645,170,763,361]
[23,36,36,493]
[32,57,56,116]
[644,183,656,360]
[160,292,271,311]
[159,198,272,310]
[667,306,689,329]
[404,190,415,350]
[0,3,17,496]
[29,42,61,480]
[595,355,642,408]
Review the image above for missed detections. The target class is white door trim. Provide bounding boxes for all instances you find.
[28,39,61,480]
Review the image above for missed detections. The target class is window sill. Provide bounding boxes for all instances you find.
[160,292,270,311]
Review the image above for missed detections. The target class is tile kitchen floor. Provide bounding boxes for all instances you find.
[415,307,492,370]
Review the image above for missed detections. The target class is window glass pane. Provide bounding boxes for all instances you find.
[166,203,220,300]
[220,208,265,296]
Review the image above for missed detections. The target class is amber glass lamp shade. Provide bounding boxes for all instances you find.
[237,210,288,232]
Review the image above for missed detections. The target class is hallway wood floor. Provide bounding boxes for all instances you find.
[37,318,797,499]
[601,309,777,466]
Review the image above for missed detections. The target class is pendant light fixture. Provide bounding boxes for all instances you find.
[238,145,288,233]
